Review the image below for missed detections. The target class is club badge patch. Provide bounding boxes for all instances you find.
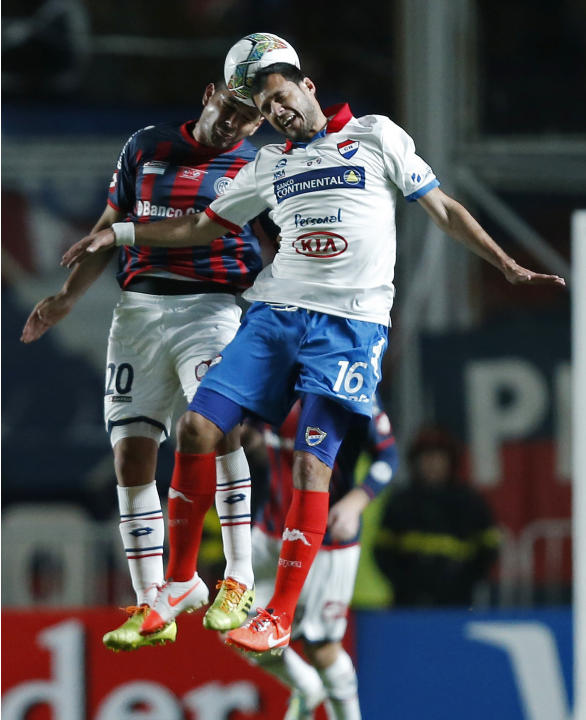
[337,139,359,159]
[305,426,327,446]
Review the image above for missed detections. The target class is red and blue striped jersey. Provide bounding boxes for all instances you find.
[255,394,399,548]
[107,120,263,291]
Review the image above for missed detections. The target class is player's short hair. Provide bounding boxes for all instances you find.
[250,62,305,98]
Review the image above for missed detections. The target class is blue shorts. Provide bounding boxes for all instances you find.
[192,302,388,427]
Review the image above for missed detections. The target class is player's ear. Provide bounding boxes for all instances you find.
[202,83,215,107]
[248,116,265,137]
[302,77,316,96]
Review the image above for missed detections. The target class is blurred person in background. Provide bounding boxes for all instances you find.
[240,393,398,720]
[20,80,275,650]
[61,62,564,654]
[374,427,500,607]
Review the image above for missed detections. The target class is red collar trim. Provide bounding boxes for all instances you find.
[180,121,244,156]
[283,102,353,153]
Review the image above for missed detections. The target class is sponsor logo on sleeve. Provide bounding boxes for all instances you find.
[142,161,168,175]
[337,139,359,159]
[273,166,365,203]
[293,231,348,258]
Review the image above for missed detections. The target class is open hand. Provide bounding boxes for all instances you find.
[21,294,73,343]
[503,260,566,287]
[61,228,116,269]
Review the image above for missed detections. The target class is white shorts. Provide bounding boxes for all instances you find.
[104,291,241,447]
[251,525,361,644]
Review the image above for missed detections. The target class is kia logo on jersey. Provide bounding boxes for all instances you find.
[293,231,348,258]
[337,139,359,159]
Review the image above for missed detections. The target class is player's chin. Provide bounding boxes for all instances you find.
[212,131,236,149]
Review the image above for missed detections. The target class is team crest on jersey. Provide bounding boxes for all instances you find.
[214,176,233,196]
[337,139,359,159]
[143,161,168,175]
[305,426,327,446]
[179,167,203,180]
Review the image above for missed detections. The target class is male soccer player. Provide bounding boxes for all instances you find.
[62,62,565,653]
[22,81,270,650]
[244,395,397,720]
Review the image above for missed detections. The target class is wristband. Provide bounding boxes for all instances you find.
[112,222,136,247]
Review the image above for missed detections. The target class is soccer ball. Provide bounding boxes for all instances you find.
[224,32,300,106]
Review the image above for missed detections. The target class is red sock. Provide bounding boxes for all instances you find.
[268,488,329,619]
[166,451,216,581]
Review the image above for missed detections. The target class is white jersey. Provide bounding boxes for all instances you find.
[206,103,438,325]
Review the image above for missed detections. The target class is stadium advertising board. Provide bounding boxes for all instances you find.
[1,608,308,720]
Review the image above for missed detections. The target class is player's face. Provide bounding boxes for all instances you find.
[197,84,263,150]
[254,74,324,142]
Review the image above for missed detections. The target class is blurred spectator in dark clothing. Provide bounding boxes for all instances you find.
[374,426,500,607]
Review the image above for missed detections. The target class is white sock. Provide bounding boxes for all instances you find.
[318,649,362,720]
[117,481,164,607]
[255,647,325,707]
[215,448,254,588]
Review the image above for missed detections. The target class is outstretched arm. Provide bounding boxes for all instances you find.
[61,211,231,269]
[21,205,121,343]
[418,187,566,287]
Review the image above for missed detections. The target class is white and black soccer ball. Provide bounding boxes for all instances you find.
[224,32,300,106]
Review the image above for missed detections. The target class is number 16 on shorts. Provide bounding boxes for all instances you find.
[330,335,387,407]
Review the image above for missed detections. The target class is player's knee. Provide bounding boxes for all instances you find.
[293,451,331,491]
[113,436,158,486]
[177,410,223,453]
[303,640,341,669]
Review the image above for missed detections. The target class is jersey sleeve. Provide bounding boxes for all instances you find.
[360,397,399,499]
[107,128,144,213]
[379,116,439,202]
[206,158,267,231]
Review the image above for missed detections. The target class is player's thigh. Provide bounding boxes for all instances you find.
[294,545,361,643]
[297,314,388,417]
[250,527,281,610]
[172,294,243,403]
[104,294,180,446]
[197,302,305,426]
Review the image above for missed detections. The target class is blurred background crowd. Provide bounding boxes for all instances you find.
[2,0,583,612]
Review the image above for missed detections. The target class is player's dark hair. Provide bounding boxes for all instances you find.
[250,62,304,98]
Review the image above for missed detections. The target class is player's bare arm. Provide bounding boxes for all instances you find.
[21,204,121,343]
[418,187,566,287]
[61,211,229,269]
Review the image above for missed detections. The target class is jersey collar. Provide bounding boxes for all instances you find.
[282,102,353,153]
